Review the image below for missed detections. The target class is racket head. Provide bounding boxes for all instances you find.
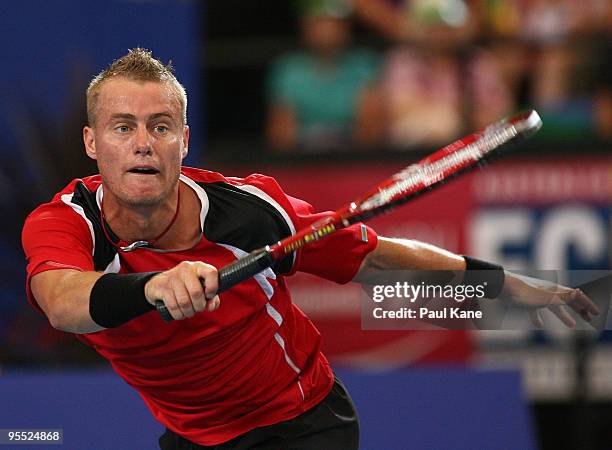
[349,110,542,221]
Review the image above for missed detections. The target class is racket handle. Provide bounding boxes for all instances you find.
[217,247,275,292]
[155,247,274,322]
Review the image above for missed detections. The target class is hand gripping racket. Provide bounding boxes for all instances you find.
[156,110,542,322]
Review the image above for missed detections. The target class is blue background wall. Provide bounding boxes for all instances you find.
[0,369,536,450]
[0,0,202,161]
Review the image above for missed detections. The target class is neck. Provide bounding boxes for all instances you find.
[101,182,201,250]
[103,191,177,242]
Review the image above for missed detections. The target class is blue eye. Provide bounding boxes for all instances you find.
[116,125,130,133]
[155,125,168,133]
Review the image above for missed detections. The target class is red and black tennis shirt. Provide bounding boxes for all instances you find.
[22,166,377,446]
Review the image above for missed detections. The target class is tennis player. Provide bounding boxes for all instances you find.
[22,48,597,450]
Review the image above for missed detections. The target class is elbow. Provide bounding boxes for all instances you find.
[38,290,87,333]
[30,270,102,334]
[37,286,69,331]
[45,303,98,334]
[47,315,65,331]
[46,308,97,334]
[45,304,73,332]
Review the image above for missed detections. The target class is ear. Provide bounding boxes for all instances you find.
[181,125,190,160]
[83,126,97,160]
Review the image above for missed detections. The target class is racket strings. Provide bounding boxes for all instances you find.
[360,124,520,211]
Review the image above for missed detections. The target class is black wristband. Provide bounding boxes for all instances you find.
[462,256,505,299]
[89,272,160,328]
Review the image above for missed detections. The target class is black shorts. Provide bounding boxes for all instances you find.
[159,376,359,450]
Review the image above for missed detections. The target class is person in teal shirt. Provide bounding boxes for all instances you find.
[266,0,382,152]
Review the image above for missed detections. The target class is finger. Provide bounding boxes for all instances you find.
[569,289,600,315]
[162,290,186,321]
[206,295,221,312]
[580,310,593,323]
[549,304,576,328]
[570,304,592,323]
[563,289,597,323]
[529,310,544,328]
[171,278,196,318]
[182,271,207,313]
[195,265,219,299]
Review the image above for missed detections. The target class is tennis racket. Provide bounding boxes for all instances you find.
[156,109,542,322]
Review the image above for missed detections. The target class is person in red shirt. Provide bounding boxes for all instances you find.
[22,48,597,450]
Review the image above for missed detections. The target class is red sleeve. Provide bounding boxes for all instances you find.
[22,201,94,312]
[238,174,378,284]
[286,196,378,283]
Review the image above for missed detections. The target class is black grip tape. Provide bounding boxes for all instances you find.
[217,248,274,293]
[156,248,274,322]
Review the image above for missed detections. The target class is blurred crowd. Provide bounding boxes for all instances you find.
[265,0,612,152]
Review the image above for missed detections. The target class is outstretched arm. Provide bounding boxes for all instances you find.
[31,270,105,334]
[354,237,466,283]
[30,261,221,334]
[499,274,599,327]
[354,236,599,327]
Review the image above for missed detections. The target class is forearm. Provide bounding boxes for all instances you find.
[353,0,412,41]
[354,237,466,283]
[266,103,297,151]
[31,270,105,334]
[354,236,599,329]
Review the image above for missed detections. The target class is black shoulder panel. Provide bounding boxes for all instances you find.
[70,182,118,271]
[199,182,294,274]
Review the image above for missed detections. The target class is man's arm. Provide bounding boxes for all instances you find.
[30,262,221,334]
[354,237,466,283]
[266,103,298,152]
[31,270,104,334]
[354,236,599,326]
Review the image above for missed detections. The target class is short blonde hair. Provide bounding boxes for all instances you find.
[86,48,187,125]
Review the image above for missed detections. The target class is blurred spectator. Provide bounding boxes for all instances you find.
[528,43,593,139]
[266,0,383,152]
[479,0,612,44]
[595,85,612,139]
[379,44,515,148]
[519,1,592,139]
[355,0,611,147]
[467,46,517,130]
[478,0,612,140]
[477,0,523,38]
[356,0,516,148]
[521,0,588,44]
[379,46,464,147]
[593,36,612,139]
[354,0,478,45]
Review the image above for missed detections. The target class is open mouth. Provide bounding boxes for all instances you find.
[128,167,159,175]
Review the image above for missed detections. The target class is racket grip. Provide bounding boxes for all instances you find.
[217,247,274,292]
[155,247,274,322]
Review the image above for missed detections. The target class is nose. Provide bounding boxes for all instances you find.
[134,125,153,156]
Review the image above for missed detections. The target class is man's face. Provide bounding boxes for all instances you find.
[302,16,350,56]
[83,77,189,208]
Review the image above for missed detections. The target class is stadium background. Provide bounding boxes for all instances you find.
[0,1,610,449]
